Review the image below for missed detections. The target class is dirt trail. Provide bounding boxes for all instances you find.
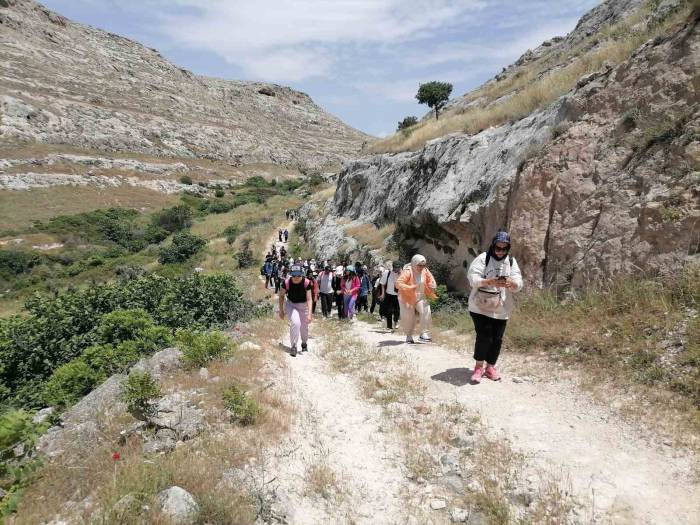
[347,319,700,525]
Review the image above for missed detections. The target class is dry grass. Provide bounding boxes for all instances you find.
[303,457,347,503]
[345,223,396,251]
[0,186,178,232]
[370,1,693,153]
[11,321,293,525]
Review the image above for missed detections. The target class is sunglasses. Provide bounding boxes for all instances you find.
[494,244,509,252]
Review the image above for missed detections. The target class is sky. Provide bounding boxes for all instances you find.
[41,0,601,137]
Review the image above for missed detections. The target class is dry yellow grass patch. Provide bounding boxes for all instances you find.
[345,223,396,251]
[370,1,693,153]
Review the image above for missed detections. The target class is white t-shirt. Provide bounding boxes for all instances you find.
[379,270,399,295]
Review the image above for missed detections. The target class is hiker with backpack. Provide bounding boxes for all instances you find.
[317,265,335,318]
[379,261,402,331]
[356,265,372,312]
[396,255,437,344]
[263,258,274,289]
[279,264,313,357]
[467,230,523,383]
[332,266,345,319]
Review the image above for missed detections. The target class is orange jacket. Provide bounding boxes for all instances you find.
[395,267,437,306]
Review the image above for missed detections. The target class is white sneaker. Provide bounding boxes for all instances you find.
[418,333,432,342]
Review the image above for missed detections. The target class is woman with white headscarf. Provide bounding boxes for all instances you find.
[396,254,437,344]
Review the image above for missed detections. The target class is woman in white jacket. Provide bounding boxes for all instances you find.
[467,230,523,383]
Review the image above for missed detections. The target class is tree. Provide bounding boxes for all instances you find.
[397,116,418,131]
[416,81,453,120]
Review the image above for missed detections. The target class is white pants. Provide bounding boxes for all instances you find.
[399,299,432,337]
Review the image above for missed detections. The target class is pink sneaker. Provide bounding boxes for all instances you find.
[485,365,501,381]
[471,366,485,384]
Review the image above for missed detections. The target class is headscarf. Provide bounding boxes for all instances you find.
[488,230,512,261]
[411,254,427,269]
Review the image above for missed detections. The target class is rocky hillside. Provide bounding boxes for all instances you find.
[305,0,699,291]
[0,0,368,170]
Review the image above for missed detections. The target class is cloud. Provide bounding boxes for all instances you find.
[152,0,489,81]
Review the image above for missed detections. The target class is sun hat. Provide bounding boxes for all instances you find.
[346,265,355,273]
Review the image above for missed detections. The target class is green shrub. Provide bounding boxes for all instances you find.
[222,384,260,425]
[81,343,140,379]
[179,175,193,185]
[97,309,155,345]
[43,360,99,407]
[214,189,225,198]
[158,232,206,264]
[0,410,37,451]
[176,329,231,368]
[144,224,169,244]
[121,370,161,419]
[207,200,233,214]
[244,176,268,187]
[223,225,239,245]
[151,205,192,233]
[0,251,41,278]
[397,115,418,131]
[235,239,255,269]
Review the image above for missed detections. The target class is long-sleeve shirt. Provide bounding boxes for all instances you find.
[467,252,523,320]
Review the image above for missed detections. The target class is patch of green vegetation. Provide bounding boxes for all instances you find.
[222,383,260,425]
[176,329,232,368]
[158,232,206,264]
[121,370,161,419]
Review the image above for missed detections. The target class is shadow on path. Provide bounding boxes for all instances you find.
[377,340,405,347]
[431,367,473,387]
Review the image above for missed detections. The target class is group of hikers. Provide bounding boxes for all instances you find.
[272,228,523,383]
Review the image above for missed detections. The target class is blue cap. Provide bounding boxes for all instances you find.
[493,231,511,245]
[346,265,355,273]
[290,265,304,276]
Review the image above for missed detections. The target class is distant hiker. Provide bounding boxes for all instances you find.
[356,265,371,312]
[284,229,289,242]
[340,266,361,320]
[467,230,523,383]
[379,261,402,331]
[318,265,335,318]
[332,266,345,319]
[306,268,319,314]
[278,229,283,242]
[396,255,437,344]
[274,262,283,293]
[370,266,383,315]
[279,264,313,357]
[280,246,287,258]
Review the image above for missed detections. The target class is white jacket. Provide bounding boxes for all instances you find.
[467,252,523,320]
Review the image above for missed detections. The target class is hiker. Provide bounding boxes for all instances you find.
[278,229,283,242]
[396,254,437,344]
[306,268,319,314]
[340,266,361,320]
[274,262,283,293]
[370,266,383,315]
[332,266,345,319]
[467,230,523,383]
[378,261,402,331]
[356,265,371,312]
[317,265,334,318]
[280,246,287,259]
[279,264,313,357]
[264,258,274,289]
[284,229,289,242]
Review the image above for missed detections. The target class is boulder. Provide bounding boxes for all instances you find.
[157,486,198,525]
[131,348,183,379]
[148,392,205,440]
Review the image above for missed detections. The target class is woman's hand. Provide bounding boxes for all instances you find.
[503,279,518,289]
[306,314,313,323]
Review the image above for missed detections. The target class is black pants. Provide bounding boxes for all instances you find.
[265,275,273,288]
[370,292,379,314]
[335,293,344,319]
[274,277,281,294]
[382,294,400,329]
[357,295,368,312]
[320,293,333,317]
[469,311,508,365]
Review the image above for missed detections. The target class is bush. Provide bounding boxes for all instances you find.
[397,116,418,131]
[81,343,141,379]
[214,189,225,198]
[235,239,255,269]
[158,232,206,264]
[176,329,231,368]
[179,175,193,185]
[144,224,169,244]
[151,205,192,233]
[97,309,155,345]
[0,251,41,278]
[222,384,260,425]
[207,200,233,214]
[223,225,239,245]
[43,360,99,407]
[244,176,268,187]
[121,370,161,419]
[0,273,247,409]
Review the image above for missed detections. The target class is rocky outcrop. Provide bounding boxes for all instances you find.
[0,0,369,169]
[323,9,699,291]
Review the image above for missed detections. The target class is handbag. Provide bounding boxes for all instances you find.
[475,288,503,313]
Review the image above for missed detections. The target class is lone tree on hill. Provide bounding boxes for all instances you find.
[416,81,453,120]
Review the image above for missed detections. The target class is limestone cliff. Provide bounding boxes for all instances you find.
[0,0,368,170]
[306,1,699,291]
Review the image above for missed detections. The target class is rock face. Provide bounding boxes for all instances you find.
[157,486,199,525]
[320,7,699,291]
[0,0,368,170]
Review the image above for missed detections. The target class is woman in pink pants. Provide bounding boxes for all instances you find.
[278,264,313,357]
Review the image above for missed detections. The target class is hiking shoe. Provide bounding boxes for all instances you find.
[301,343,308,353]
[406,336,415,344]
[471,366,485,384]
[290,346,297,357]
[418,333,432,342]
[485,365,501,381]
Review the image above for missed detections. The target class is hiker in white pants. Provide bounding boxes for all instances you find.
[278,264,313,357]
[395,254,437,344]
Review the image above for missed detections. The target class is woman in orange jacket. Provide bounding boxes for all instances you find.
[395,254,437,344]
